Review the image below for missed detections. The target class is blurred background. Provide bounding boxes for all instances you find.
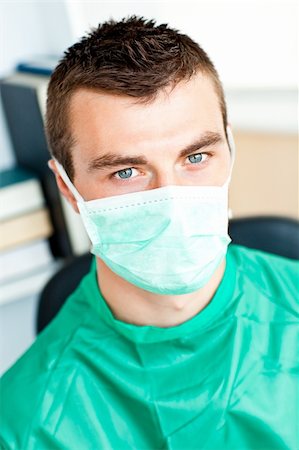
[0,0,298,374]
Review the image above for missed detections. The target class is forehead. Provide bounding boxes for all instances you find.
[68,73,224,158]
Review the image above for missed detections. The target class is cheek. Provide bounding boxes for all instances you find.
[99,178,150,197]
[75,173,151,200]
[73,174,103,201]
[182,155,231,187]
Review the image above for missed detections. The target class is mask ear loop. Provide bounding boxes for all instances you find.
[52,158,85,203]
[225,125,236,186]
[225,126,236,219]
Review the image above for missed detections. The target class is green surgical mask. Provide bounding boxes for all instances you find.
[54,128,235,295]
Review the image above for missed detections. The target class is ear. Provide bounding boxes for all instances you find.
[48,159,80,213]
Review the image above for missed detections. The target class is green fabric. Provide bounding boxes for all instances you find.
[1,244,298,449]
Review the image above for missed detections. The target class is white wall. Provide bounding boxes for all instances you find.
[0,294,39,375]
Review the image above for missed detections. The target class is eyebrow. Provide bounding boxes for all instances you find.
[87,131,224,172]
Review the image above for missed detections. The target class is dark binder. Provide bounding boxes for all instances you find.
[0,78,73,257]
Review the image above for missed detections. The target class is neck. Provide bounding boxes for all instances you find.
[96,258,226,328]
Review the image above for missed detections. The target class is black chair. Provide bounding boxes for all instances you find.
[36,216,299,333]
[228,216,299,260]
[36,253,93,333]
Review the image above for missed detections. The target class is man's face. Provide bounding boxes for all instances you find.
[63,73,231,203]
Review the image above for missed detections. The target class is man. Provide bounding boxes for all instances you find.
[1,16,298,450]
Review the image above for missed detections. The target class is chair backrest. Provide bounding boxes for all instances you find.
[36,253,93,333]
[228,216,299,260]
[36,216,299,334]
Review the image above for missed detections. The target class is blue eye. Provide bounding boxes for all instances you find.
[117,169,132,179]
[188,153,203,164]
[116,168,133,179]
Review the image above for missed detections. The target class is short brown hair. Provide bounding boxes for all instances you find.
[46,16,227,181]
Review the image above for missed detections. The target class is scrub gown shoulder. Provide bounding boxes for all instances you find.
[0,245,298,450]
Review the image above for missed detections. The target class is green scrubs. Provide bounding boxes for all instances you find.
[1,245,298,449]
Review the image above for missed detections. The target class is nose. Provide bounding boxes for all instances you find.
[150,169,181,189]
